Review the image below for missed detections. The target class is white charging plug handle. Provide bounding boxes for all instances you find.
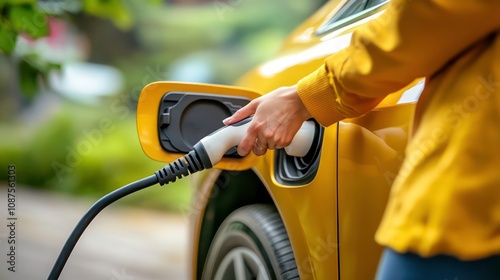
[199,119,316,166]
[199,121,252,166]
[284,121,315,158]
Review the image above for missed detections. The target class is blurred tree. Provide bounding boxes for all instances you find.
[0,0,159,117]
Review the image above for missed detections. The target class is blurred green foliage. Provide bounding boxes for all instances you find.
[0,0,157,97]
[0,100,190,211]
[0,0,327,211]
[0,1,49,55]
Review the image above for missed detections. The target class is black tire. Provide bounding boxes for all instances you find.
[201,204,299,280]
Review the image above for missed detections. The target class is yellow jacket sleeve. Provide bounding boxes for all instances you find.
[297,0,500,126]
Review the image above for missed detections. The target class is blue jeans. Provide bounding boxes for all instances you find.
[375,248,500,280]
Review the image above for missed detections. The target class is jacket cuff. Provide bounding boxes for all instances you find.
[297,65,345,126]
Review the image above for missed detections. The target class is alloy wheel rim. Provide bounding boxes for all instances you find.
[214,247,270,280]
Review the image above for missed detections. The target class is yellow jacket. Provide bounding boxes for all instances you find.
[297,0,500,260]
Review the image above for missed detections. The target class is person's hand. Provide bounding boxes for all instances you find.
[223,85,312,156]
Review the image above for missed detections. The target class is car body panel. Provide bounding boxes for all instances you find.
[337,103,416,279]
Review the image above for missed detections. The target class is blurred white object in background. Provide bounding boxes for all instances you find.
[49,62,124,104]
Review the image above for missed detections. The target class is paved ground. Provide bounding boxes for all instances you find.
[0,185,189,280]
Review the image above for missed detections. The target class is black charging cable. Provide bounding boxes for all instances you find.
[48,175,158,279]
[48,149,209,279]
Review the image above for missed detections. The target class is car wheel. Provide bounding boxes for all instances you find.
[201,204,299,280]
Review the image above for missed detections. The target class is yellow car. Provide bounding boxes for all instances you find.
[137,0,424,279]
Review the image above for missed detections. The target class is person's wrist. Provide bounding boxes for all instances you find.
[286,85,312,121]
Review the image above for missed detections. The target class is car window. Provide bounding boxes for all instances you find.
[316,0,389,35]
[366,0,388,8]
